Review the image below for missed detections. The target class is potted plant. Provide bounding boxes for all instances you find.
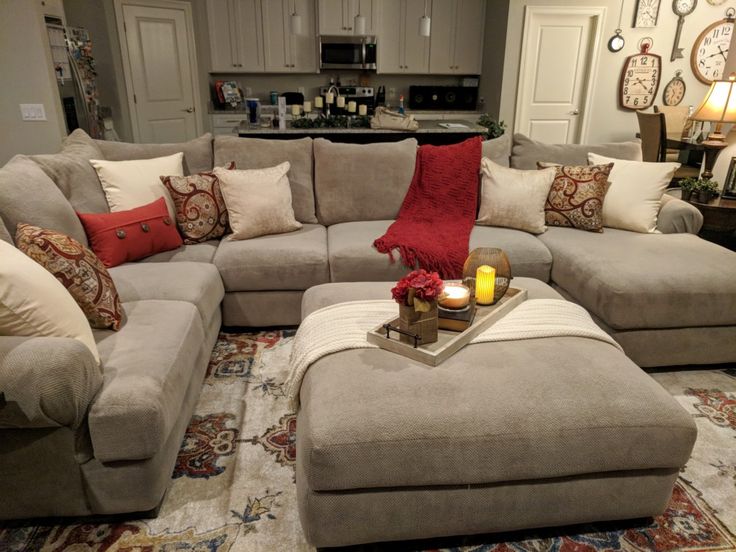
[695,178,720,203]
[391,269,445,345]
[477,114,506,139]
[678,177,698,202]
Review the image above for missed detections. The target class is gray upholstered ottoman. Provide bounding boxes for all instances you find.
[296,278,697,548]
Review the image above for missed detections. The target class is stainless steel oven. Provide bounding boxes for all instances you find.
[319,36,376,70]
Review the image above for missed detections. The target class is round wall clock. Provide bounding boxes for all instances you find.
[663,71,686,105]
[691,11,735,84]
[619,39,662,110]
[706,0,726,5]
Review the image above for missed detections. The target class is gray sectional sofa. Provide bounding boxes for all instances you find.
[0,129,735,520]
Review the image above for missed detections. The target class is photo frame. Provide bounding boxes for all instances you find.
[723,157,736,200]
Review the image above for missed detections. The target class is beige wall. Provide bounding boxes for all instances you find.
[478,0,509,119]
[500,0,733,144]
[0,0,68,164]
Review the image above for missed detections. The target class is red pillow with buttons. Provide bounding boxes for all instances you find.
[77,197,183,268]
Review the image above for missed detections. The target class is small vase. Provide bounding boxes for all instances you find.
[399,301,438,346]
[681,189,693,202]
[698,190,712,203]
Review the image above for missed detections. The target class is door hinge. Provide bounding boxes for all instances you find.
[133,94,137,104]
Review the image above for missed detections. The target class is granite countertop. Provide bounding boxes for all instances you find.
[236,119,487,135]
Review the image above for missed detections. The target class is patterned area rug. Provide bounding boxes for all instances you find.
[1,330,735,552]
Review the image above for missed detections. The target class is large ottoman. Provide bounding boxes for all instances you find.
[296,278,697,548]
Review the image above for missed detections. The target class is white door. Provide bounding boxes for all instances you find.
[206,0,238,72]
[428,0,454,74]
[403,0,430,73]
[118,1,201,143]
[514,7,604,144]
[452,0,484,74]
[233,0,264,72]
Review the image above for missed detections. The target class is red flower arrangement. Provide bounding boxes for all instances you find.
[391,269,445,312]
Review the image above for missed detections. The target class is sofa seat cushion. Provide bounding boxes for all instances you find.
[139,240,219,264]
[327,221,553,282]
[539,227,736,329]
[213,224,329,291]
[108,262,223,327]
[88,300,204,462]
[299,327,696,492]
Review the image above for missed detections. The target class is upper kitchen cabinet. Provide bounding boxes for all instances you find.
[206,0,264,72]
[377,0,429,74]
[318,0,377,36]
[429,0,485,75]
[262,0,318,73]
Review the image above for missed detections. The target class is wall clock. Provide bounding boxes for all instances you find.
[671,0,698,61]
[663,71,687,105]
[634,0,661,27]
[619,39,662,110]
[706,0,726,5]
[691,10,735,84]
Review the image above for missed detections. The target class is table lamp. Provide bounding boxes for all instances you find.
[690,72,736,180]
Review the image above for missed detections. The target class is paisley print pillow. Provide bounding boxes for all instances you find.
[15,223,123,330]
[161,162,235,244]
[538,162,613,233]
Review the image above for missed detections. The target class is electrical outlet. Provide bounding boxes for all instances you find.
[297,86,305,95]
[20,104,47,121]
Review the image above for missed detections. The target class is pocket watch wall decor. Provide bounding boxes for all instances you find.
[634,0,661,27]
[671,0,698,61]
[691,9,735,84]
[619,39,662,110]
[706,0,726,5]
[663,70,687,105]
[607,0,626,52]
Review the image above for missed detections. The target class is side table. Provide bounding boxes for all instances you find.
[689,196,736,250]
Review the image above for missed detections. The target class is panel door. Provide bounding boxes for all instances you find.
[291,0,318,72]
[402,0,430,73]
[347,0,376,35]
[515,10,599,144]
[428,0,455,74]
[318,0,349,34]
[377,0,403,72]
[233,0,264,71]
[262,0,291,72]
[207,0,238,72]
[452,0,484,74]
[121,3,198,142]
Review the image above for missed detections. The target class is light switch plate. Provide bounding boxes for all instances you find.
[20,104,47,121]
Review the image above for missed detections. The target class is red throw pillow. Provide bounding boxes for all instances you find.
[77,197,183,268]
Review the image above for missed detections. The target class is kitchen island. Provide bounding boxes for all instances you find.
[235,119,488,145]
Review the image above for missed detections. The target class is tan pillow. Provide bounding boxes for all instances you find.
[477,158,556,234]
[0,240,99,364]
[588,153,679,233]
[213,162,302,240]
[90,153,184,219]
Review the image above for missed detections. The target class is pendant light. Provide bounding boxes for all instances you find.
[354,0,366,35]
[290,0,302,35]
[419,0,431,37]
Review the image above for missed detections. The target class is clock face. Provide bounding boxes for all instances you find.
[691,19,734,84]
[663,77,686,105]
[620,53,662,110]
[634,0,661,27]
[673,0,697,16]
[706,0,726,5]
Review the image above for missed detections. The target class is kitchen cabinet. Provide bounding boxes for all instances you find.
[377,0,429,74]
[262,0,318,73]
[318,0,376,35]
[429,0,485,75]
[206,0,264,72]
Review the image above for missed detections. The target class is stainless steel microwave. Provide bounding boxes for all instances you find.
[319,36,377,70]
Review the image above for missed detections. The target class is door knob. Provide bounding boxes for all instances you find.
[182,107,194,113]
[570,109,580,115]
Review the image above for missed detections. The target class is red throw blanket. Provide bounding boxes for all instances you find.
[373,136,481,279]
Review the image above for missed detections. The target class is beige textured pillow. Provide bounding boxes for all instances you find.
[0,240,99,364]
[214,162,302,240]
[477,158,556,234]
[588,153,679,233]
[90,153,184,219]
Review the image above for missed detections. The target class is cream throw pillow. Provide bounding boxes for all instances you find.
[90,153,183,219]
[0,240,99,364]
[477,158,556,234]
[214,162,302,240]
[588,153,679,233]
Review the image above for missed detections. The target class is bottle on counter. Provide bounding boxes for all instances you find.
[398,95,405,115]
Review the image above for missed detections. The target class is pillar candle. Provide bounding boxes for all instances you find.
[475,265,496,305]
[291,104,301,116]
[326,92,334,104]
[336,95,346,108]
[314,96,323,108]
[439,283,470,309]
[347,101,357,113]
[358,104,368,116]
[303,101,312,113]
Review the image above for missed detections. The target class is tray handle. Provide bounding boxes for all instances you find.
[382,323,422,348]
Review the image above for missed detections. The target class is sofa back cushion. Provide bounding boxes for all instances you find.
[31,129,110,213]
[0,155,88,245]
[511,134,642,169]
[314,138,418,225]
[0,218,11,244]
[94,133,213,175]
[482,133,511,167]
[213,136,317,223]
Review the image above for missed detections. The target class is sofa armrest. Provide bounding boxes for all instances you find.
[657,194,704,234]
[0,336,102,429]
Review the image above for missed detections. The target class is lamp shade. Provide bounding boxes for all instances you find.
[419,15,431,37]
[354,13,366,35]
[691,73,736,123]
[290,13,303,35]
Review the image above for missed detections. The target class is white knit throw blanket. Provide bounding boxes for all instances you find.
[285,298,621,409]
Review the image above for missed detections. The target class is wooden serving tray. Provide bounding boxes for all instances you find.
[366,287,527,366]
